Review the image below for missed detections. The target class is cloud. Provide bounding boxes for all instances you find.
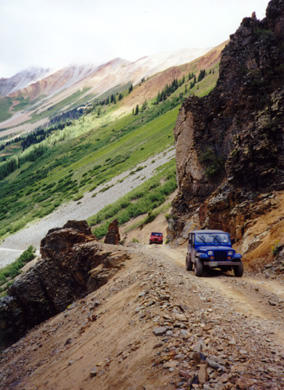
[0,0,268,77]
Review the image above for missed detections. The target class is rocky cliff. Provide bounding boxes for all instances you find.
[0,221,129,350]
[169,0,284,251]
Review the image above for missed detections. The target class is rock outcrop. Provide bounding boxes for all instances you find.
[0,220,129,350]
[170,0,284,245]
[104,219,121,245]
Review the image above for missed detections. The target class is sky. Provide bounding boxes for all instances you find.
[0,0,269,77]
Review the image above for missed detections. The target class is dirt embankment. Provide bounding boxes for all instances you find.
[0,244,283,390]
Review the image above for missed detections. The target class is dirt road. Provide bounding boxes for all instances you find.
[1,244,283,390]
[154,245,284,346]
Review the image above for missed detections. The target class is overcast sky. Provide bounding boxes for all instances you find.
[0,0,269,77]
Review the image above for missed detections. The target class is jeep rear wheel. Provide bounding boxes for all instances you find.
[234,262,243,277]
[195,258,203,277]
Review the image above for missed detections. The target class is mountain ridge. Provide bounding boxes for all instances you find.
[0,67,51,96]
[0,47,211,138]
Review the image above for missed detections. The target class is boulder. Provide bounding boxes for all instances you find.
[104,219,121,245]
[0,220,129,350]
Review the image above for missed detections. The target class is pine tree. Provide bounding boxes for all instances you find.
[142,100,148,111]
[197,69,206,82]
[188,72,194,80]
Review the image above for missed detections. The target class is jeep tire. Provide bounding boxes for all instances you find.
[234,262,243,277]
[195,258,203,277]
[186,255,193,271]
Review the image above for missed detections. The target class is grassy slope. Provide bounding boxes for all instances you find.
[0,106,177,238]
[29,88,92,123]
[88,158,177,238]
[0,97,13,122]
[120,42,225,111]
[0,57,220,241]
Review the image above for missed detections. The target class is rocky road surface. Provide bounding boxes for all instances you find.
[0,244,283,390]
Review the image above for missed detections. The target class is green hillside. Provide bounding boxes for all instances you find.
[0,64,219,240]
[0,97,13,122]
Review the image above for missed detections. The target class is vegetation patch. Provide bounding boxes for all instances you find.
[200,148,225,178]
[88,159,177,239]
[30,88,91,122]
[0,97,13,122]
[0,246,36,296]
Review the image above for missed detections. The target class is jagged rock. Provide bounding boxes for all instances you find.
[104,219,121,245]
[153,326,168,336]
[0,296,26,348]
[90,366,98,377]
[170,0,284,242]
[40,219,95,259]
[0,221,129,350]
[63,220,93,235]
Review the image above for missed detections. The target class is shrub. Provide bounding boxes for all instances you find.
[200,148,225,178]
[0,246,36,283]
[144,211,156,224]
[272,241,281,257]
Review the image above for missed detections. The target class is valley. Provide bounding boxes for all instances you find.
[0,46,221,262]
[0,147,175,266]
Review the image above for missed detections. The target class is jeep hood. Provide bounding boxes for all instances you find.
[197,246,233,252]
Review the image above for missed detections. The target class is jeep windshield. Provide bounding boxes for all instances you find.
[195,233,230,245]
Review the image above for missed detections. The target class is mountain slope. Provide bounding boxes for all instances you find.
[0,46,222,263]
[0,67,50,96]
[0,48,211,138]
[9,64,99,101]
[119,42,225,115]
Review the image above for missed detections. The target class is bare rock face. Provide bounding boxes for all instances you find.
[170,0,284,242]
[104,219,121,245]
[0,221,129,350]
[63,219,93,235]
[40,219,95,260]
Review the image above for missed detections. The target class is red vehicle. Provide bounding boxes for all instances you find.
[149,232,163,245]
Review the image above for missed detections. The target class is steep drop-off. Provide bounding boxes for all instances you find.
[170,0,284,259]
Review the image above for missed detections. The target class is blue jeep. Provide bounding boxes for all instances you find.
[186,230,243,277]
